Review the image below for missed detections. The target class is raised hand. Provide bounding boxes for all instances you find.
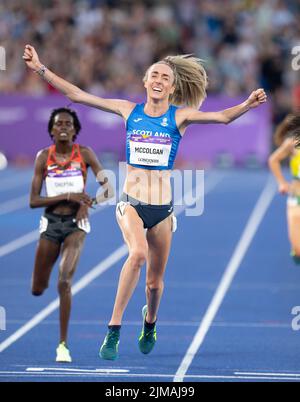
[246,88,267,109]
[22,44,42,71]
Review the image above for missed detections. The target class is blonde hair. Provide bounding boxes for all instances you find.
[144,55,208,109]
[274,113,300,147]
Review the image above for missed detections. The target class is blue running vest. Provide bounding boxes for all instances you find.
[126,103,182,170]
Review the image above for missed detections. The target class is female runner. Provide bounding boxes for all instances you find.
[24,45,267,360]
[269,114,300,264]
[30,107,113,362]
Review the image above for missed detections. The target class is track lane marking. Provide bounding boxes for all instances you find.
[174,176,277,382]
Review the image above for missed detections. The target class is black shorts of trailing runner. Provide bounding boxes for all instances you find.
[118,193,173,229]
[39,211,91,245]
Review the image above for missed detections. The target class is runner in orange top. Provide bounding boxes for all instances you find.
[30,107,113,362]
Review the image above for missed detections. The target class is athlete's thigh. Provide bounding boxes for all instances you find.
[146,215,173,278]
[32,238,61,287]
[117,204,147,251]
[59,230,86,278]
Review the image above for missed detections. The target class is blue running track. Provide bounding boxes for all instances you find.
[0,167,300,382]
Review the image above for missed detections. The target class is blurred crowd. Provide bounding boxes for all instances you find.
[1,0,299,122]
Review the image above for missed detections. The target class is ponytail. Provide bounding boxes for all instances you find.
[144,55,208,109]
[274,114,300,147]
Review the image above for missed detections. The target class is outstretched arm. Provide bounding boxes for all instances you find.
[177,89,267,132]
[23,45,135,119]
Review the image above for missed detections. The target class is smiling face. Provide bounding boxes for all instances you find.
[50,112,76,143]
[144,63,176,102]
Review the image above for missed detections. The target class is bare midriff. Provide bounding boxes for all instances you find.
[123,164,172,205]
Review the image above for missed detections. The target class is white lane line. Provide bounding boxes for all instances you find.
[0,244,128,353]
[0,172,224,352]
[0,230,39,258]
[0,172,32,192]
[26,367,129,373]
[0,195,29,216]
[0,372,299,381]
[174,176,277,383]
[235,372,300,378]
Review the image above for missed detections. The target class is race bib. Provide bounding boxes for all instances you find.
[129,134,172,167]
[45,170,84,197]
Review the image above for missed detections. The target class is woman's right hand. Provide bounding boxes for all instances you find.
[278,181,290,195]
[68,192,93,206]
[22,45,42,71]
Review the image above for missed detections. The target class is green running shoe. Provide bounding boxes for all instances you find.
[291,250,300,265]
[138,305,157,355]
[99,329,120,360]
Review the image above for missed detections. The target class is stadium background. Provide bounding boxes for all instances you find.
[1,0,300,383]
[0,0,299,167]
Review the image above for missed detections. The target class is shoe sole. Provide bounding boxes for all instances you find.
[99,353,118,361]
[56,357,72,363]
[99,344,119,361]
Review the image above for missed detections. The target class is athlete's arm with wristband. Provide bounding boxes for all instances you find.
[180,89,267,127]
[23,45,134,118]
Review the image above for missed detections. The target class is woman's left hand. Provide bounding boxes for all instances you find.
[76,204,89,224]
[246,88,267,109]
